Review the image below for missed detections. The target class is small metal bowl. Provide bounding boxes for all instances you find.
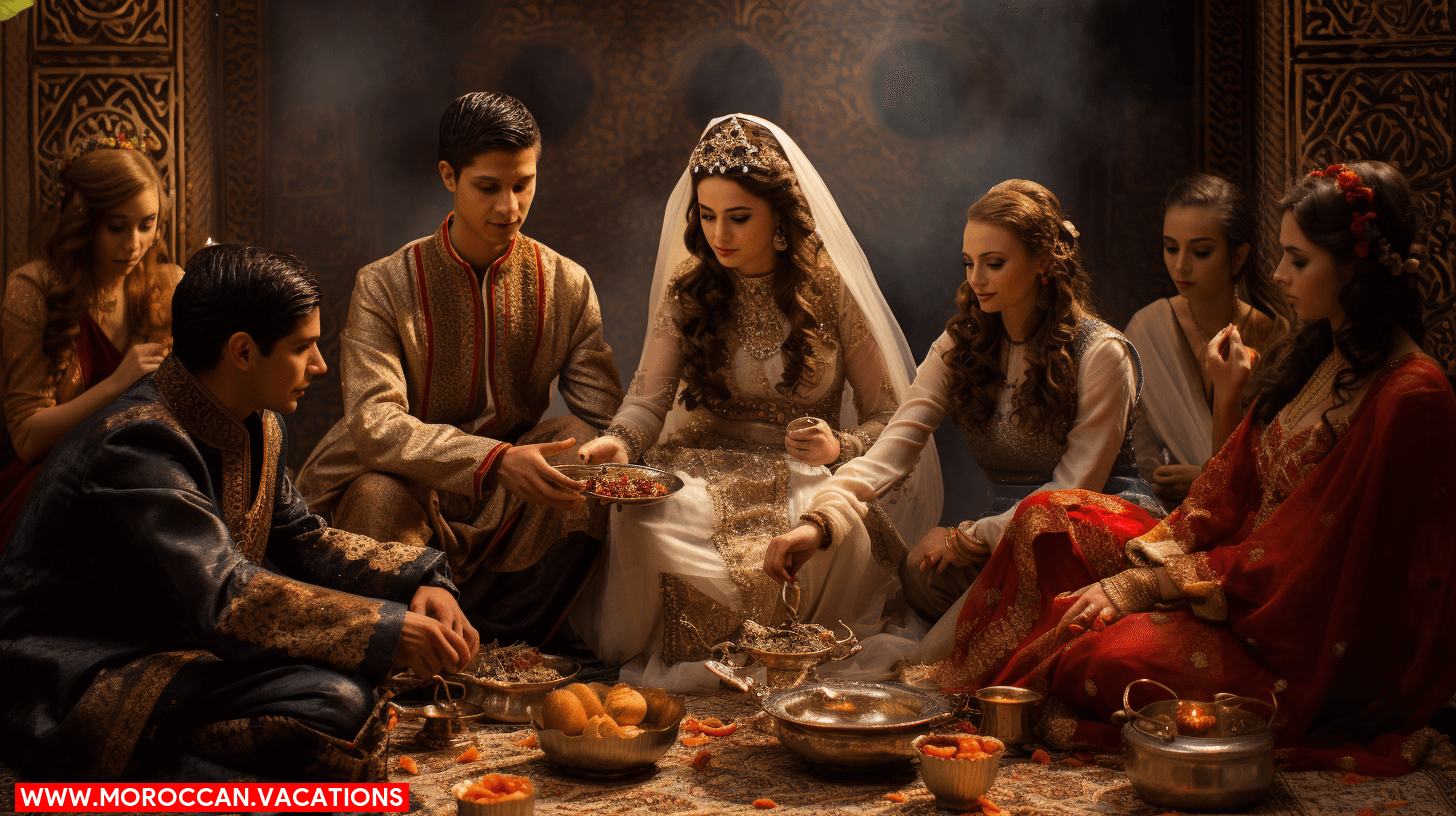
[390,699,489,749]
[913,734,1005,810]
[528,687,687,776]
[452,775,535,816]
[447,655,581,723]
[555,464,685,506]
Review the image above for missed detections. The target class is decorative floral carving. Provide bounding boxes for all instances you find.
[1298,0,1453,44]
[34,0,173,50]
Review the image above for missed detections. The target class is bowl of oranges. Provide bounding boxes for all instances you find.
[912,733,1005,809]
[451,773,533,815]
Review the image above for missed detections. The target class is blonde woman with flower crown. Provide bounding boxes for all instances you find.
[0,130,180,551]
[571,115,942,690]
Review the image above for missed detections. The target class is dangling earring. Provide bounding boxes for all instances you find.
[1040,274,1048,285]
[773,224,788,252]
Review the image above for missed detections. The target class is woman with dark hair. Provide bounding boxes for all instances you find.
[1126,173,1290,509]
[573,115,943,690]
[868,160,1453,777]
[0,128,180,548]
[766,179,1161,645]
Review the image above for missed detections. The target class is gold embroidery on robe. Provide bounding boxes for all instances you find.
[217,572,382,671]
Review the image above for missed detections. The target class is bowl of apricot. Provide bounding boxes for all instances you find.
[451,773,534,816]
[912,734,1005,810]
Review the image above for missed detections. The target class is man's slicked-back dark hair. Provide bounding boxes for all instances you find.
[438,91,541,173]
[172,244,322,372]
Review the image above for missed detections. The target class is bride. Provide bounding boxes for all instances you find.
[572,114,942,690]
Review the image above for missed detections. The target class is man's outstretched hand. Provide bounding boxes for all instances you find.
[493,438,587,510]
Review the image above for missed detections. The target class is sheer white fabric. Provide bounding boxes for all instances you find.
[638,113,945,521]
[801,329,1137,663]
[570,114,943,691]
[807,331,1136,554]
[1125,298,1212,478]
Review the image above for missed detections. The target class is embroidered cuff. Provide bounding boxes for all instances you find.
[1100,567,1161,615]
[603,423,653,462]
[830,430,857,468]
[799,511,833,550]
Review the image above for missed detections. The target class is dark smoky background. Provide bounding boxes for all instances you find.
[264,0,1194,526]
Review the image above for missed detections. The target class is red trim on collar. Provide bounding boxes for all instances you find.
[528,243,545,376]
[411,243,433,420]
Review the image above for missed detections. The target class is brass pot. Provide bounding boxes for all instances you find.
[973,686,1041,749]
[1112,679,1277,813]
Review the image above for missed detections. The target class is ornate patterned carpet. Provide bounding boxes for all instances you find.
[387,693,1456,816]
[2,692,1453,815]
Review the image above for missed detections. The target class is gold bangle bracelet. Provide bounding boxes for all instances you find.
[799,511,833,550]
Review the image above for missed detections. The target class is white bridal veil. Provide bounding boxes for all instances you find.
[640,113,944,560]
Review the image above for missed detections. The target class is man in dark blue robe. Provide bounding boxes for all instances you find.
[0,244,477,782]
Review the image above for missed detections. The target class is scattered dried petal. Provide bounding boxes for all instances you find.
[1341,772,1371,786]
[386,708,399,731]
[396,755,418,775]
[752,799,778,809]
[700,720,738,737]
[682,716,702,734]
[691,748,710,772]
[1074,752,1096,763]
[883,792,907,802]
[953,721,980,734]
[513,734,537,749]
[455,745,481,763]
[1031,749,1052,764]
[1383,802,1411,809]
[1358,809,1380,816]
[977,796,1003,814]
[680,734,711,748]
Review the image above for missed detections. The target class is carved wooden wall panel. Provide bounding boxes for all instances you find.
[31,69,178,219]
[0,1,264,276]
[1202,1,1454,375]
[1295,1,1453,375]
[33,0,172,52]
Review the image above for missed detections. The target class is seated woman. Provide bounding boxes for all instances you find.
[572,115,942,690]
[892,161,1453,776]
[766,179,1162,636]
[0,128,180,548]
[1126,174,1288,509]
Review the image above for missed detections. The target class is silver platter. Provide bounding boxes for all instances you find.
[763,680,957,733]
[556,463,685,506]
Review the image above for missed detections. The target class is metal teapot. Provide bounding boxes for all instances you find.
[1111,679,1277,812]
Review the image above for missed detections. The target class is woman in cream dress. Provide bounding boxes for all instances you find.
[765,179,1163,661]
[1125,174,1287,509]
[572,115,942,690]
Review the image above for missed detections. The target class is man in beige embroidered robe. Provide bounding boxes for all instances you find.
[297,92,622,646]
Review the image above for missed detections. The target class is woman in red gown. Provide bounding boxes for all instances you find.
[0,129,181,550]
[927,160,1455,776]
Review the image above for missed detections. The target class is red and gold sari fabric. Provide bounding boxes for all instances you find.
[929,353,1456,776]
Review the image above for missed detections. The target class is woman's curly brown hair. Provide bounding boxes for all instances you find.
[1249,160,1426,440]
[942,179,1096,444]
[673,119,827,411]
[33,146,172,376]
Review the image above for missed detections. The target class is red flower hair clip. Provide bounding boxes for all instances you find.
[1308,163,1380,258]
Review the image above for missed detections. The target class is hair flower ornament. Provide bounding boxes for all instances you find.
[1060,220,1080,239]
[56,125,160,175]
